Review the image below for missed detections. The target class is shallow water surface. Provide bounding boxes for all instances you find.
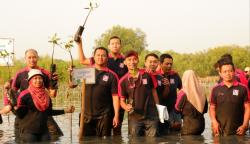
[0,113,250,144]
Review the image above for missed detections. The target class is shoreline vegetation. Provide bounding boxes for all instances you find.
[0,45,249,84]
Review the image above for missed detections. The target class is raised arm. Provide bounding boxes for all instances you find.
[76,36,91,65]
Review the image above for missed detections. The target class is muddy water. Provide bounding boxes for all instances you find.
[0,113,250,144]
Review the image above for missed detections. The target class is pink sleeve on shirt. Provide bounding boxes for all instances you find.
[3,91,10,105]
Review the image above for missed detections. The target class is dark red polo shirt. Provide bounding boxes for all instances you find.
[157,69,182,111]
[12,66,50,92]
[84,67,119,119]
[4,67,50,105]
[210,81,249,135]
[118,69,158,120]
[89,53,128,79]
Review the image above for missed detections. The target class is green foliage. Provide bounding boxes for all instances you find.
[94,25,147,54]
[163,45,250,77]
[0,45,249,84]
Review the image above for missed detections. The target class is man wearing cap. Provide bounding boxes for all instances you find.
[77,47,120,137]
[76,36,127,135]
[119,50,160,137]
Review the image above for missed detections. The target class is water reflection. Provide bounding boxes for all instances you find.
[0,113,249,144]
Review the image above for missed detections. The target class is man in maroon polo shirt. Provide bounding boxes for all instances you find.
[119,51,160,137]
[76,35,127,135]
[158,53,182,131]
[209,59,250,136]
[144,53,170,135]
[78,47,120,137]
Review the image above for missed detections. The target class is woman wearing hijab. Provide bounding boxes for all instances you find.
[175,70,208,135]
[15,69,74,142]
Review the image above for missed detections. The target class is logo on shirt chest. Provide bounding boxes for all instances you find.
[170,78,175,84]
[233,89,239,96]
[142,78,148,85]
[102,75,109,82]
[119,63,124,68]
[158,80,162,86]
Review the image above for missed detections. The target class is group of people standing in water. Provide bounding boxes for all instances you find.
[0,35,249,142]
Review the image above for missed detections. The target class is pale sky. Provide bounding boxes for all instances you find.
[0,0,249,61]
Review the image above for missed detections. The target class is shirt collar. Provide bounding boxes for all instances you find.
[219,80,239,87]
[108,53,124,59]
[127,69,145,78]
[157,68,176,75]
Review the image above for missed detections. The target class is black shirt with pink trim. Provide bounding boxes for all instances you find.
[118,70,158,120]
[89,53,128,79]
[12,67,50,92]
[157,69,182,111]
[210,81,249,135]
[84,67,119,119]
[4,67,50,106]
[16,90,64,134]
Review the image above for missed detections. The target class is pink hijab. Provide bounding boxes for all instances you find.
[28,77,50,112]
[182,70,206,113]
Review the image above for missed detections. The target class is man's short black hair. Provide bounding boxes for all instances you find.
[218,57,235,71]
[160,53,173,64]
[145,53,159,61]
[93,47,109,57]
[109,36,121,44]
[221,53,233,62]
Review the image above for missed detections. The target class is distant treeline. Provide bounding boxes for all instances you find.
[0,45,249,84]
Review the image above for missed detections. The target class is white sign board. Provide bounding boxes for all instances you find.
[0,38,14,66]
[72,67,96,84]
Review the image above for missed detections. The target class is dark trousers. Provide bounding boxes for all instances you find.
[14,117,20,142]
[47,116,63,137]
[82,114,113,137]
[112,108,125,136]
[158,120,170,136]
[129,119,159,137]
[20,132,50,143]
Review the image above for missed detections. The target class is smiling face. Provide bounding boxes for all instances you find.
[145,55,159,72]
[94,49,108,66]
[161,58,173,73]
[108,38,121,54]
[219,64,235,83]
[25,50,39,68]
[124,56,138,71]
[30,75,44,88]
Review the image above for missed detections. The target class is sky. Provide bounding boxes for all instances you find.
[0,0,249,61]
